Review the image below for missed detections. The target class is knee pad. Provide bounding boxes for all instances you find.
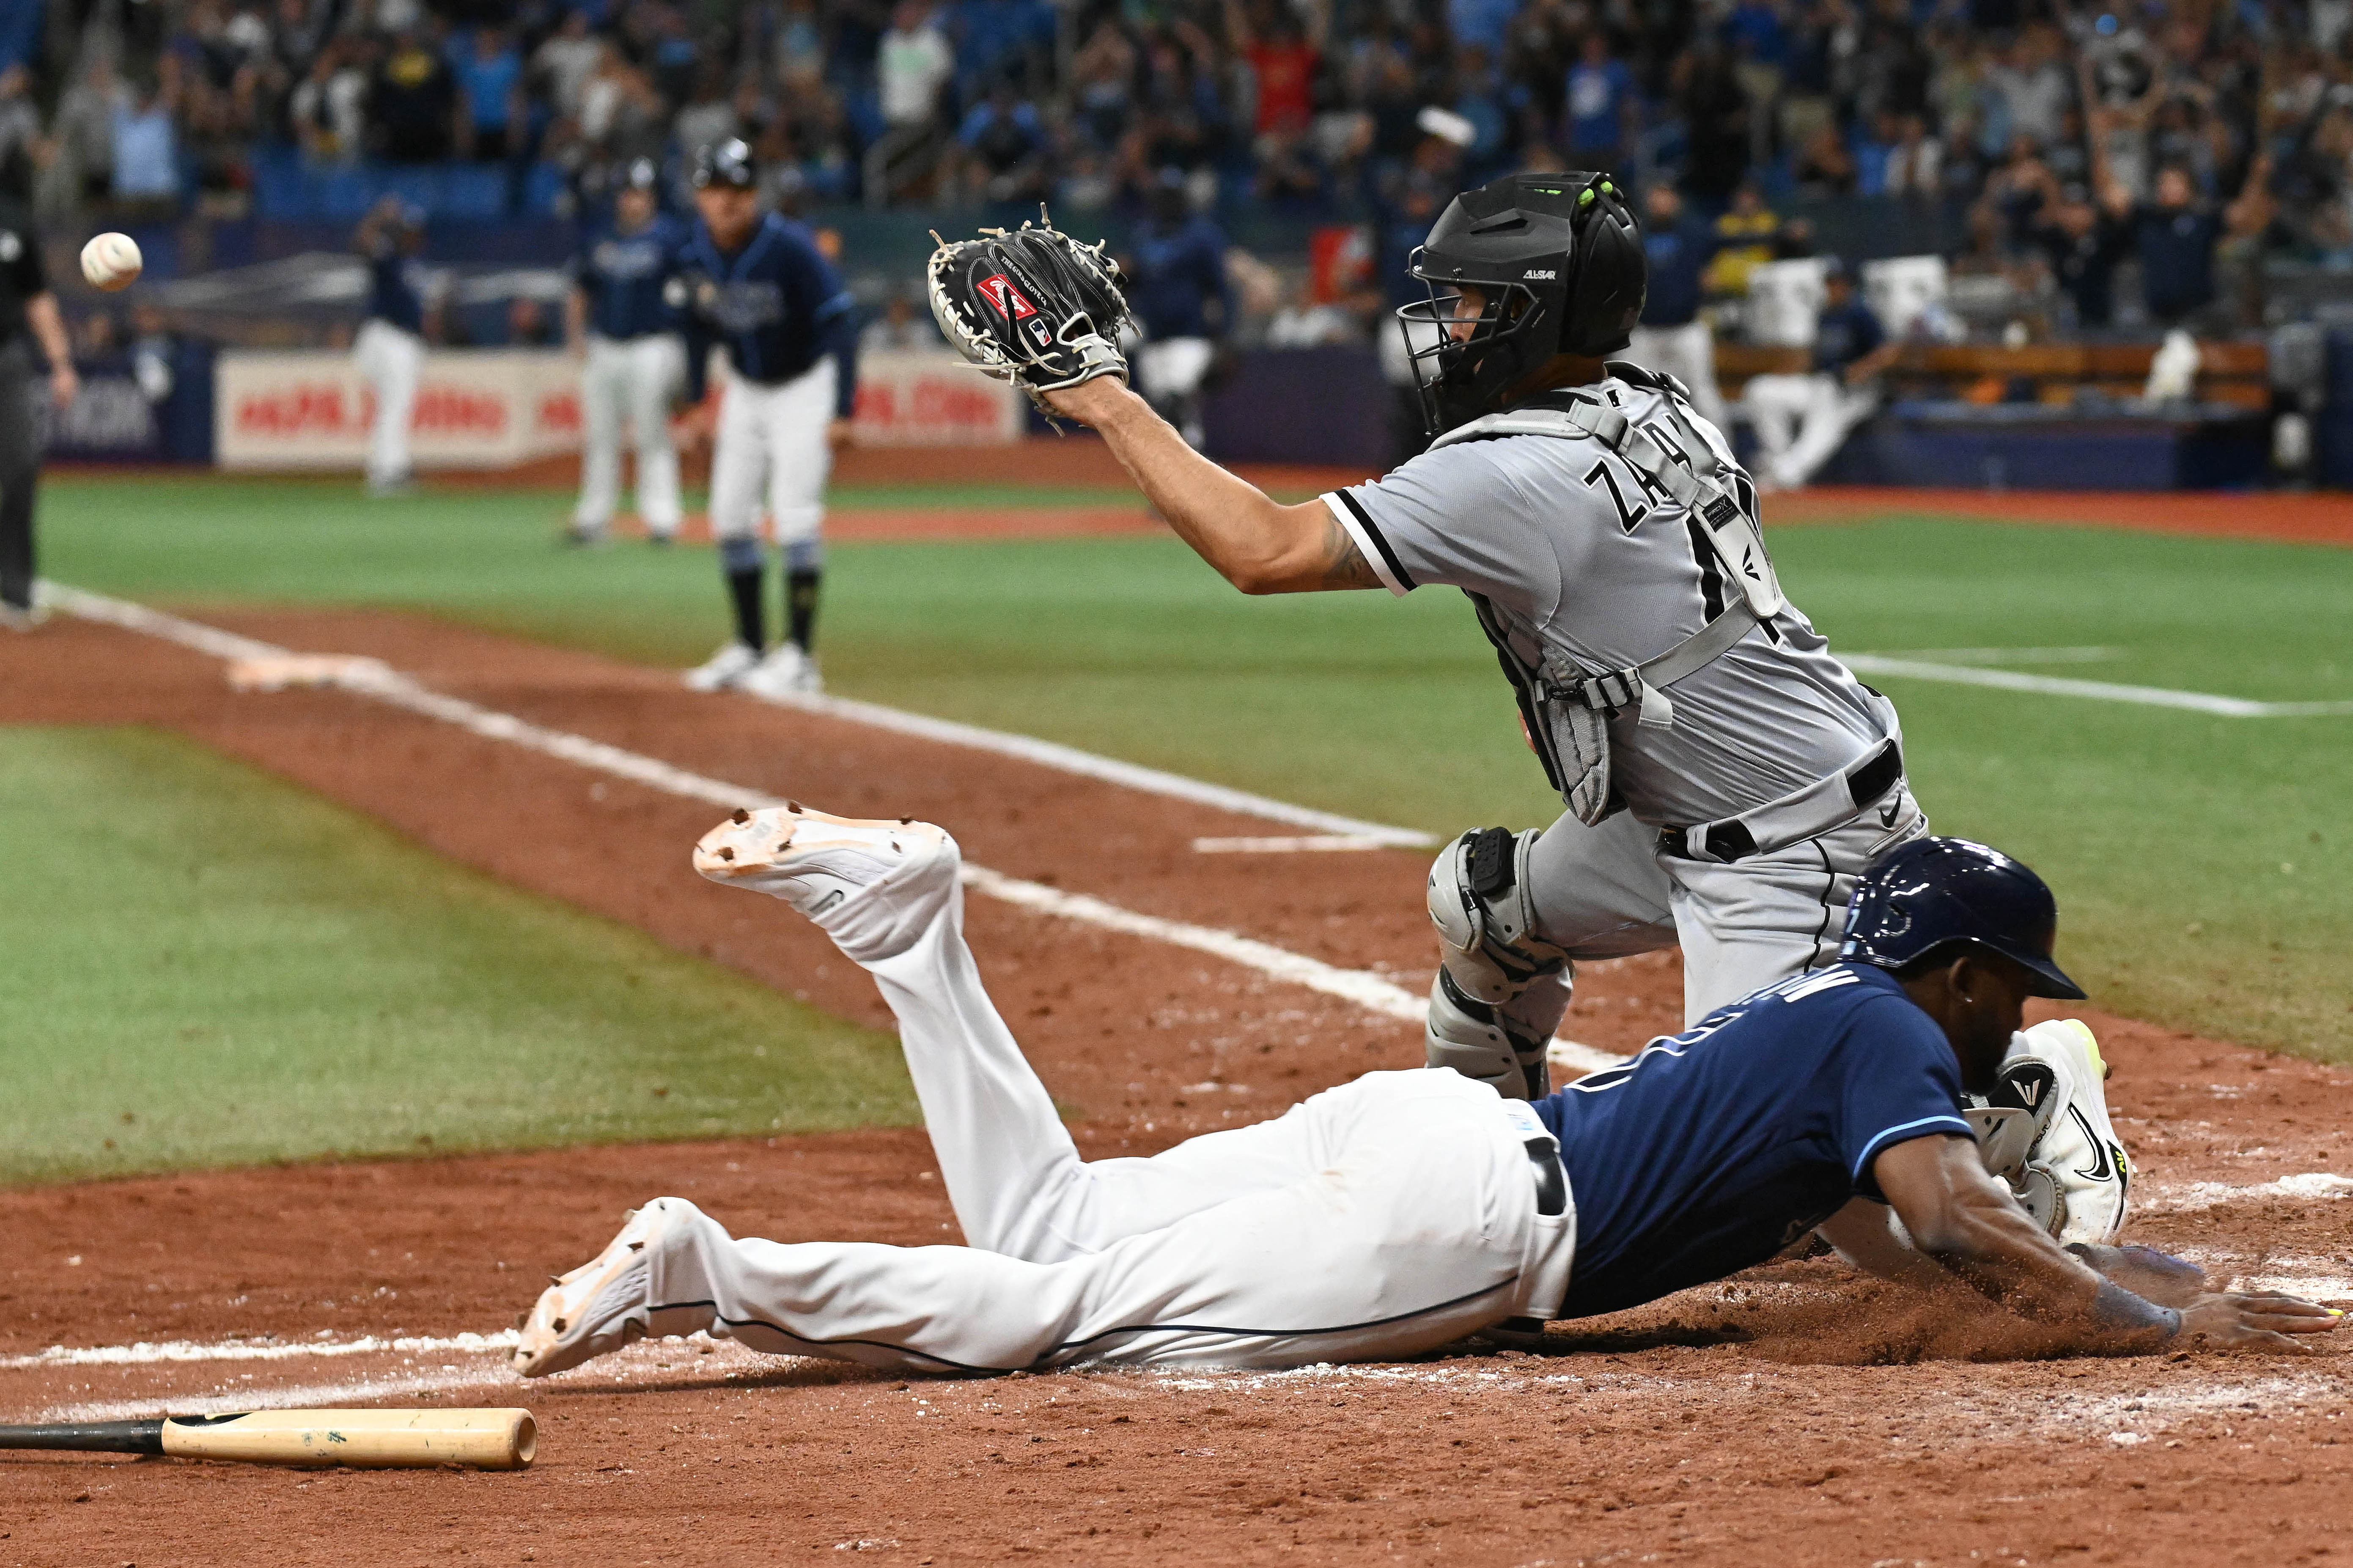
[1427,827,1569,1004]
[1425,969,1553,1100]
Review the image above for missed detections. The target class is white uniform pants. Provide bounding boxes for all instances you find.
[708,358,836,549]
[633,843,1575,1374]
[1626,321,1731,434]
[1743,371,1875,490]
[1137,336,1214,446]
[575,333,684,533]
[1502,785,1928,1030]
[353,319,423,489]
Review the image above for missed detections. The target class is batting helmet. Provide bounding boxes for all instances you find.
[1841,837,2087,1000]
[1399,171,1647,434]
[692,138,758,190]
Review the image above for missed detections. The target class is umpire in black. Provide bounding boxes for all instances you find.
[0,188,79,630]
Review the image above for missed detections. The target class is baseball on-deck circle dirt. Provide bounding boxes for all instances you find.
[80,231,143,292]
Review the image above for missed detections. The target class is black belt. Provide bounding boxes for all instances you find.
[1526,1138,1566,1217]
[1658,739,1905,864]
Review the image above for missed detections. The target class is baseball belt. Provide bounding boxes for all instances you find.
[1659,737,1906,864]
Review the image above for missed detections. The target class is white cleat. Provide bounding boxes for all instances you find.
[693,803,951,922]
[738,642,823,700]
[684,641,761,692]
[0,601,47,633]
[511,1202,676,1379]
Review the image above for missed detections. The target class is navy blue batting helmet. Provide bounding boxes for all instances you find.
[1841,836,2086,1000]
[692,138,757,190]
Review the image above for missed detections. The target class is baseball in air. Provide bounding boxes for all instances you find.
[81,231,143,292]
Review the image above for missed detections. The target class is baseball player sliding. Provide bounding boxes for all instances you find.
[509,809,2334,1377]
[921,177,1928,1103]
[673,139,860,700]
[566,159,686,546]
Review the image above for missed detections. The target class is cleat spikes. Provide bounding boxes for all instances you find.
[732,808,749,824]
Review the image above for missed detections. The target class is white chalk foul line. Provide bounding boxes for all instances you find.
[1841,654,2353,719]
[0,1330,519,1371]
[50,587,1623,1074]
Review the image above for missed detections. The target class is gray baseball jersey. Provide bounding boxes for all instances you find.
[1322,377,1893,828]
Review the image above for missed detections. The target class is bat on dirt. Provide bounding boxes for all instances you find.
[0,1408,536,1469]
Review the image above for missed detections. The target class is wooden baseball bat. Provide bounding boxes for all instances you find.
[0,1408,536,1469]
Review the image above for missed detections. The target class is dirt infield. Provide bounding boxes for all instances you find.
[1,607,2348,1565]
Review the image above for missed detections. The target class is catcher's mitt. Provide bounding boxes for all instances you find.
[926,218,1133,421]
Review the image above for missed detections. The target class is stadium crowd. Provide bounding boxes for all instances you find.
[3,0,2350,333]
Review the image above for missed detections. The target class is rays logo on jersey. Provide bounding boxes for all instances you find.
[591,236,667,280]
[697,280,786,335]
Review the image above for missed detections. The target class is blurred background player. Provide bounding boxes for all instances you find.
[673,138,859,699]
[1627,184,1729,434]
[0,185,74,631]
[566,158,685,547]
[351,197,428,499]
[1741,257,1897,493]
[1124,168,1233,450]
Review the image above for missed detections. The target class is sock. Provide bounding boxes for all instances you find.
[726,566,765,650]
[785,568,821,654]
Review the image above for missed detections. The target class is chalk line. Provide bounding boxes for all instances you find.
[49,586,1622,1074]
[1841,653,2353,718]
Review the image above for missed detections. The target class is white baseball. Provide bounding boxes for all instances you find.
[81,231,143,292]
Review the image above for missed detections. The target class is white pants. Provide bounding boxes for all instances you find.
[353,319,423,489]
[1137,335,1214,444]
[1626,321,1731,434]
[632,844,1575,1373]
[709,358,836,547]
[1743,371,1875,489]
[575,333,684,533]
[1499,785,1929,1033]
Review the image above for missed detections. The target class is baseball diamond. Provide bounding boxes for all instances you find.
[4,42,2353,1560]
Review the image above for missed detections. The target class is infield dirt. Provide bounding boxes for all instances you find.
[1,607,2348,1566]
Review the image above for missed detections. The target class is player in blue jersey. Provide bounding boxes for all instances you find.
[565,159,686,547]
[351,197,429,497]
[670,139,860,700]
[513,826,2336,1380]
[1124,169,1235,449]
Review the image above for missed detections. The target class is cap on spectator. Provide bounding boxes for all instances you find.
[624,157,661,191]
[693,139,758,190]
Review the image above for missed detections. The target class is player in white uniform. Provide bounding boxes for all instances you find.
[565,159,685,545]
[673,140,859,700]
[351,198,428,498]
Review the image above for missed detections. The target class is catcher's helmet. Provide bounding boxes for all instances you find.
[1400,171,1647,434]
[693,138,757,190]
[1841,837,2087,1000]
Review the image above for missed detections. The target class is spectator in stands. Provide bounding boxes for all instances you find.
[368,27,456,164]
[2132,164,2221,327]
[2032,185,2131,330]
[1674,36,1750,202]
[1793,121,1858,196]
[673,63,738,159]
[955,76,1045,204]
[50,55,123,207]
[508,295,558,347]
[1628,182,1730,433]
[0,66,38,179]
[110,70,183,214]
[1703,181,1777,299]
[291,34,372,166]
[453,25,524,163]
[1226,0,1325,143]
[1562,33,1635,172]
[881,3,955,131]
[1124,168,1234,449]
[1743,257,1897,492]
[532,10,604,126]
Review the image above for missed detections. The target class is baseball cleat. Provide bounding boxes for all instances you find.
[511,1201,677,1378]
[0,600,47,633]
[693,803,950,920]
[684,641,761,691]
[562,520,609,548]
[738,642,823,700]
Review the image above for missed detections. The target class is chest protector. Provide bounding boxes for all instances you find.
[1430,365,1785,824]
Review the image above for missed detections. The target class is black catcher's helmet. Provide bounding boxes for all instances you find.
[1841,836,2087,1000]
[1399,171,1647,435]
[693,138,758,189]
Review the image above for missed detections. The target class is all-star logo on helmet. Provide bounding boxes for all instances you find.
[1398,172,1647,436]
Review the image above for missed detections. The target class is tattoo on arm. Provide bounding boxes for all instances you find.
[1318,513,1382,590]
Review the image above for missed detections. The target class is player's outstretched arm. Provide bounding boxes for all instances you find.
[1043,378,1380,593]
[1873,1134,2340,1354]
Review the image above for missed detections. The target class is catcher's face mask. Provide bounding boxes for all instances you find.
[1398,171,1645,435]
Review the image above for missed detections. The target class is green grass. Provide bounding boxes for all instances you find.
[0,726,916,1186]
[34,477,2353,1063]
